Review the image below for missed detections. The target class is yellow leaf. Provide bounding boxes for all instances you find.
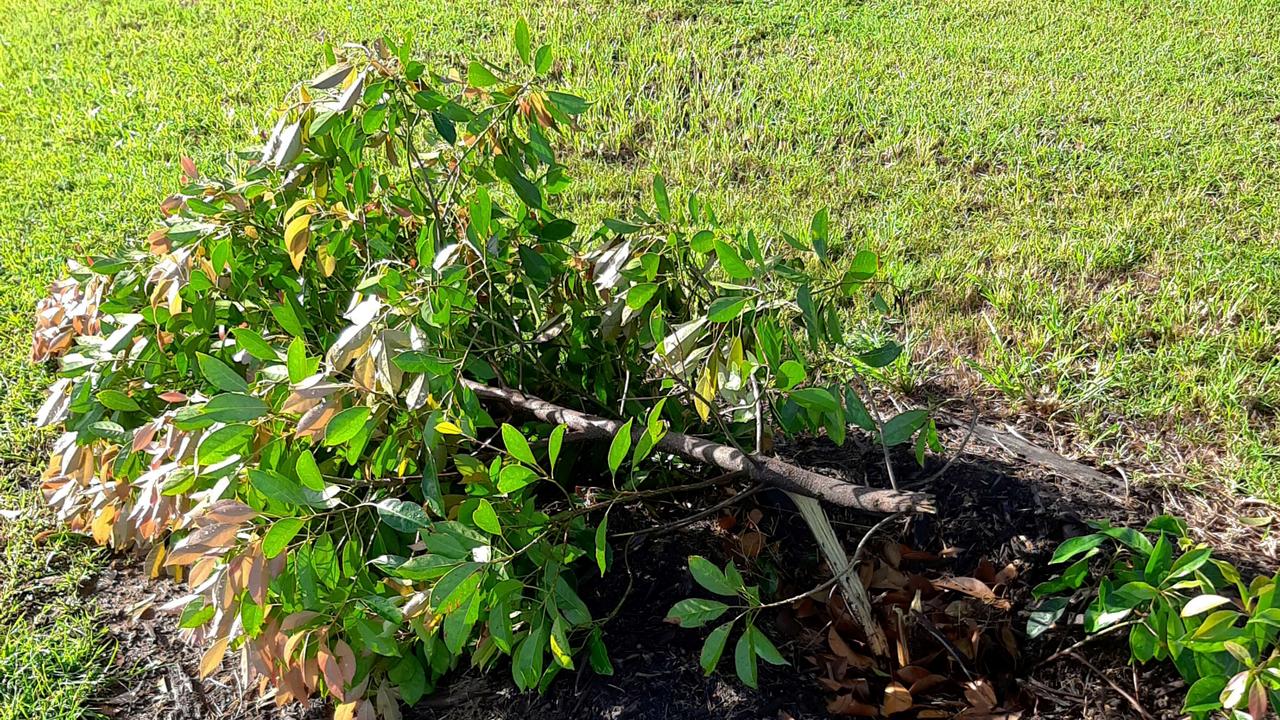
[145,542,167,579]
[91,505,117,545]
[317,244,336,277]
[243,225,259,239]
[694,359,718,423]
[435,421,463,435]
[284,198,316,225]
[284,213,311,271]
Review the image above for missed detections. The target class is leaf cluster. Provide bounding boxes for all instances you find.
[1031,516,1280,719]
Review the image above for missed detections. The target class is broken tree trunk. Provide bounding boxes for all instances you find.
[464,379,914,657]
[462,380,934,514]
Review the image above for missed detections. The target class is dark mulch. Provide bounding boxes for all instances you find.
[81,421,1276,720]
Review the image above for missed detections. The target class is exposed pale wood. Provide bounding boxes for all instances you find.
[463,380,934,514]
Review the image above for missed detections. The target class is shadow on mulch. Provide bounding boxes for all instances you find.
[84,426,1274,720]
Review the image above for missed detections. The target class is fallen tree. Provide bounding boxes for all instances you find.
[463,380,933,514]
[31,28,942,716]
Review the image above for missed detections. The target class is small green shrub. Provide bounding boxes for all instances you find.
[1031,516,1280,719]
[30,26,930,715]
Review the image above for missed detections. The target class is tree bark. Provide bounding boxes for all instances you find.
[462,380,934,514]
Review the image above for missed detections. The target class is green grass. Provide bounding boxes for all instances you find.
[1,0,1279,715]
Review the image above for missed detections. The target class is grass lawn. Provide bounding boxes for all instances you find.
[1,0,1278,715]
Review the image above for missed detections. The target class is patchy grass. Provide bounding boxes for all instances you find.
[0,466,111,719]
[1,0,1279,714]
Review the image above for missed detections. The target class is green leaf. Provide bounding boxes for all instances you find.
[747,625,786,666]
[1182,675,1227,714]
[626,283,659,310]
[497,464,538,493]
[653,175,671,221]
[548,424,566,470]
[689,556,736,596]
[608,419,633,476]
[286,337,308,383]
[469,187,492,239]
[391,351,451,375]
[390,654,427,705]
[232,328,278,361]
[546,91,590,115]
[96,389,140,412]
[1129,621,1158,662]
[810,208,829,261]
[708,296,749,323]
[263,517,305,558]
[296,449,325,491]
[248,469,310,507]
[699,621,733,675]
[587,628,613,676]
[1167,547,1213,581]
[840,250,878,292]
[473,499,502,535]
[1026,597,1068,639]
[856,342,902,368]
[713,240,752,279]
[1096,525,1154,555]
[272,302,306,338]
[666,598,729,628]
[1032,556,1091,597]
[1051,533,1108,564]
[534,44,553,74]
[197,353,248,393]
[377,499,432,533]
[734,630,758,688]
[501,423,536,465]
[790,387,839,414]
[1145,532,1174,585]
[467,61,499,87]
[595,515,609,574]
[514,18,531,64]
[881,409,928,446]
[196,423,253,464]
[323,406,370,446]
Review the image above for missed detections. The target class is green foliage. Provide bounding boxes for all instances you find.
[29,28,915,714]
[666,556,785,688]
[1031,517,1280,719]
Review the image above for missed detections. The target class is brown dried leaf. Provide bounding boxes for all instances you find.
[881,682,913,715]
[740,530,765,557]
[826,695,878,717]
[199,636,230,679]
[964,678,998,713]
[827,627,874,670]
[933,576,1010,610]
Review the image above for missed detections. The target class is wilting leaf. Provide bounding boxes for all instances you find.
[284,214,311,271]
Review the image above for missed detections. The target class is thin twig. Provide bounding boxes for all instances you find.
[750,510,908,611]
[613,484,764,539]
[902,399,979,490]
[1068,650,1156,720]
[1034,620,1137,669]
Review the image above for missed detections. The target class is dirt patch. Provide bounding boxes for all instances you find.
[82,424,1276,719]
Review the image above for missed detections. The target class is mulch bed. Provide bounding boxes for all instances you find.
[79,418,1277,720]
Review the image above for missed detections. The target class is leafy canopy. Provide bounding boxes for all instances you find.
[31,26,930,715]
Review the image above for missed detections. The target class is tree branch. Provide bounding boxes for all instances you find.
[461,380,935,514]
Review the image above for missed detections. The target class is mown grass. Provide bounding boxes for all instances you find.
[1,0,1278,715]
